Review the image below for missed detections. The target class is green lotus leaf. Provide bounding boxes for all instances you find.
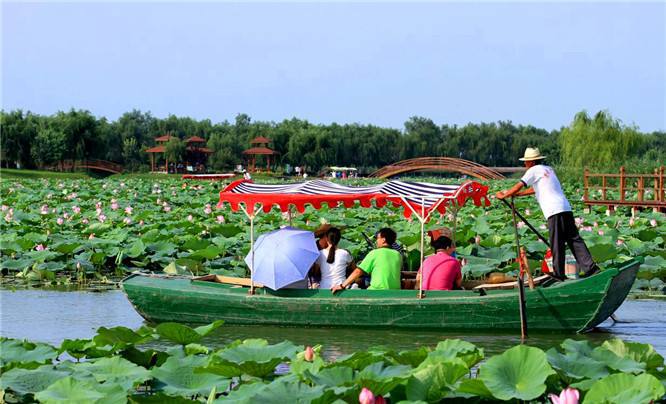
[182,238,211,251]
[163,262,190,275]
[637,229,658,242]
[601,339,664,371]
[387,347,430,367]
[327,350,387,371]
[213,382,268,404]
[25,250,60,263]
[584,373,665,404]
[432,339,484,367]
[121,346,168,369]
[590,347,645,374]
[355,361,412,396]
[477,245,515,262]
[479,345,555,401]
[194,319,225,337]
[190,246,224,260]
[125,240,146,258]
[151,355,230,397]
[303,366,354,387]
[546,348,609,381]
[0,365,70,395]
[22,232,48,244]
[215,339,300,377]
[0,339,57,370]
[93,326,151,349]
[33,376,106,404]
[0,258,34,271]
[51,242,82,254]
[588,243,618,263]
[248,379,330,404]
[155,322,202,345]
[59,339,110,360]
[455,378,494,399]
[406,360,469,402]
[129,393,200,403]
[74,356,151,390]
[561,339,594,357]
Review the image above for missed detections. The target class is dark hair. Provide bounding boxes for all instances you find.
[431,235,453,250]
[326,228,342,264]
[378,227,397,245]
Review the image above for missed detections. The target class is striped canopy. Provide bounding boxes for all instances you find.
[218,179,490,219]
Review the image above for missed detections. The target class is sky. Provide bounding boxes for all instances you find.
[2,1,665,132]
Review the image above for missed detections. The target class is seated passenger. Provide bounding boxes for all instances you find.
[331,227,402,292]
[416,236,462,291]
[317,228,353,289]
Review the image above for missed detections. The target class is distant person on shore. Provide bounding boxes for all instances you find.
[317,227,354,289]
[496,147,599,280]
[331,227,401,292]
[416,235,462,290]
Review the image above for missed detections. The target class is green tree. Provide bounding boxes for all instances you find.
[31,127,66,167]
[164,137,186,164]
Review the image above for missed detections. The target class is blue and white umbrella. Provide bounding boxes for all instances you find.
[245,227,320,290]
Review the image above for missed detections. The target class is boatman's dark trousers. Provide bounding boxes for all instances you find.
[547,211,596,278]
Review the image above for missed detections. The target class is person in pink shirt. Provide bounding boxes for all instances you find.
[416,235,462,291]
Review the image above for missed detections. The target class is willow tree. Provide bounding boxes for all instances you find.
[560,110,644,169]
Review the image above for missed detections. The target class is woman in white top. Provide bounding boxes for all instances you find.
[316,228,353,289]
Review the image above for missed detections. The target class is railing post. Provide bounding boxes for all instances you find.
[602,174,607,200]
[638,176,644,202]
[584,168,589,201]
[619,166,625,201]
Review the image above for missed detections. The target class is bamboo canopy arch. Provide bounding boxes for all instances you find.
[369,157,505,180]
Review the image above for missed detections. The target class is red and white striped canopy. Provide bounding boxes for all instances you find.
[218,179,490,218]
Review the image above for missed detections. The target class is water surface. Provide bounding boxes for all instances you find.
[1,289,664,359]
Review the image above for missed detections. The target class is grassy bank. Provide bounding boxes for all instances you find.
[0,168,91,180]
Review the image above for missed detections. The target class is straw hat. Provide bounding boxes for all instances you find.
[519,147,546,161]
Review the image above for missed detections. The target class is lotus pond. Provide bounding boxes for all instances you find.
[1,176,664,289]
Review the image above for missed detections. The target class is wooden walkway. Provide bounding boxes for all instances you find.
[583,166,665,212]
[369,157,505,180]
[46,159,123,174]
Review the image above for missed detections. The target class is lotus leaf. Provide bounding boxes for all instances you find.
[0,365,70,395]
[588,243,618,263]
[479,345,555,401]
[190,246,224,260]
[194,319,225,337]
[432,339,484,367]
[546,348,610,381]
[561,339,594,356]
[155,323,203,345]
[151,355,230,397]
[0,339,57,370]
[601,339,664,371]
[129,393,200,403]
[33,376,107,404]
[304,366,354,387]
[355,361,412,396]
[387,347,430,367]
[121,346,168,369]
[248,379,331,404]
[406,359,469,402]
[163,262,190,275]
[214,339,300,378]
[74,356,151,390]
[584,373,665,404]
[327,350,388,371]
[125,240,146,258]
[93,326,151,349]
[590,347,645,374]
[455,378,494,399]
[0,258,33,271]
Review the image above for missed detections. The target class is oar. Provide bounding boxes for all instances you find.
[499,198,550,247]
[509,197,528,340]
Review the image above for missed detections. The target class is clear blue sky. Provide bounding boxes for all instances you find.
[2,1,664,132]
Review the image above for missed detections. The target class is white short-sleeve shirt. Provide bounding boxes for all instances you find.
[520,164,571,219]
[317,247,352,289]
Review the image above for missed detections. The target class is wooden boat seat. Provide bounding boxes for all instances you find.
[194,274,264,288]
[472,274,550,291]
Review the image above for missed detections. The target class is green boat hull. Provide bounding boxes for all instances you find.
[121,259,640,333]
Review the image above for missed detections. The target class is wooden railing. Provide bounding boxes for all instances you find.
[583,166,665,212]
[45,159,123,174]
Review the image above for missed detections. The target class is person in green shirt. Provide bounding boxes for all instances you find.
[331,227,402,292]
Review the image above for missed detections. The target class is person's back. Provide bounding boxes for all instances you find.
[522,164,571,219]
[420,252,460,290]
[359,247,401,290]
[316,228,352,289]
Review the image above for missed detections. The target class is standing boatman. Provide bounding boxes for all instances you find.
[496,147,599,280]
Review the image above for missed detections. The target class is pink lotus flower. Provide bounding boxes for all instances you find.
[549,387,579,404]
[1,205,7,211]
[40,205,49,215]
[123,217,132,225]
[304,346,314,362]
[204,204,212,215]
[524,209,531,216]
[598,230,604,236]
[4,213,12,222]
[629,217,635,226]
[56,217,64,225]
[163,206,171,212]
[63,213,69,219]
[95,202,102,209]
[187,215,193,222]
[517,221,525,229]
[650,219,658,227]
[82,218,89,224]
[616,239,624,246]
[96,208,102,216]
[111,202,119,210]
[593,221,598,227]
[89,233,95,239]
[575,217,584,227]
[359,387,374,404]
[98,214,107,223]
[125,206,133,215]
[475,235,481,244]
[72,206,81,214]
[216,215,225,223]
[139,220,144,226]
[35,244,45,251]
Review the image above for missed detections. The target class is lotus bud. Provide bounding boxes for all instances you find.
[598,230,604,236]
[524,209,531,216]
[89,233,95,239]
[475,235,481,244]
[650,219,658,227]
[359,387,374,404]
[125,206,133,215]
[304,346,314,362]
[35,244,45,251]
[616,239,624,246]
[517,221,525,229]
[56,217,64,225]
[1,205,7,211]
[216,215,225,224]
[375,396,386,404]
[82,218,89,224]
[76,262,81,270]
[549,387,579,404]
[629,217,635,226]
[187,215,193,222]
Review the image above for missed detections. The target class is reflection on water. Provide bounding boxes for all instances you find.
[1,289,664,360]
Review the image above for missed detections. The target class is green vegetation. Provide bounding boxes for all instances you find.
[0,169,91,180]
[1,176,664,291]
[2,109,664,173]
[1,322,664,402]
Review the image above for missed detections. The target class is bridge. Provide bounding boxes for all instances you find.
[47,159,124,174]
[369,157,505,180]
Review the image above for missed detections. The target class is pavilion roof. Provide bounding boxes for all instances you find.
[250,136,271,144]
[146,145,166,153]
[185,136,206,143]
[242,147,277,155]
[155,135,176,142]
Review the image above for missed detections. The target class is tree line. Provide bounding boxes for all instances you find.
[1,109,663,174]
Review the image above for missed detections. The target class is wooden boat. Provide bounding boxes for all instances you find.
[121,258,640,333]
